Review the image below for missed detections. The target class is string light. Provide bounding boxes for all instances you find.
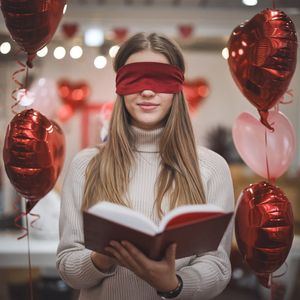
[0,42,11,54]
[37,46,48,58]
[84,28,104,47]
[94,56,107,69]
[242,0,258,6]
[109,45,120,58]
[222,47,229,60]
[70,46,83,59]
[54,46,66,60]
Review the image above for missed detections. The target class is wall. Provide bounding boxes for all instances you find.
[1,37,300,214]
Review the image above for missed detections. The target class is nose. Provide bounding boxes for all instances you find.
[140,89,156,97]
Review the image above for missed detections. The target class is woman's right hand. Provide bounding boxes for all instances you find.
[91,251,117,272]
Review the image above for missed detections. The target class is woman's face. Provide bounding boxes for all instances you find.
[123,50,174,130]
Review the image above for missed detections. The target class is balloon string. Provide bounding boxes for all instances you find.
[11,50,29,114]
[270,263,288,300]
[29,212,41,230]
[264,127,272,184]
[279,90,294,105]
[272,0,276,9]
[272,262,288,279]
[13,196,28,239]
[25,212,34,300]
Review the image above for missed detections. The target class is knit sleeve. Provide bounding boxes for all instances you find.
[174,148,235,300]
[56,148,117,289]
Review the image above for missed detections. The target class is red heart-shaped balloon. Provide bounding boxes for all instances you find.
[3,109,65,212]
[183,79,209,112]
[0,0,66,66]
[227,9,297,127]
[178,25,194,39]
[235,181,294,287]
[113,27,128,42]
[58,80,90,109]
[62,23,78,39]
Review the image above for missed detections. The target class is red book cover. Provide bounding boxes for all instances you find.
[83,202,233,260]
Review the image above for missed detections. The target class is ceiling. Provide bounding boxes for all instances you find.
[0,0,299,57]
[63,0,300,37]
[69,0,300,9]
[1,1,300,35]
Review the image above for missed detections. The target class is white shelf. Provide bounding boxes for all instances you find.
[0,231,58,268]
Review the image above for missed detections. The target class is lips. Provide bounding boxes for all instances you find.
[137,102,159,106]
[137,102,159,111]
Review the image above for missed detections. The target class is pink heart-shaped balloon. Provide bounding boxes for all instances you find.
[232,111,296,180]
[3,109,65,212]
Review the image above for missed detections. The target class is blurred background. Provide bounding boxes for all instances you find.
[0,0,300,299]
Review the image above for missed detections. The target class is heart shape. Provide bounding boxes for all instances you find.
[58,80,90,109]
[62,23,78,39]
[227,9,297,112]
[178,25,194,38]
[235,181,294,287]
[113,27,128,41]
[183,79,209,112]
[0,0,66,65]
[232,111,296,180]
[3,109,65,212]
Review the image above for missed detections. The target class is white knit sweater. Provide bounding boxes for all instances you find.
[56,125,235,300]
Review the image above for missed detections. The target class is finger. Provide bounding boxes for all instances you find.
[105,246,127,268]
[121,241,154,271]
[110,241,143,273]
[165,243,176,263]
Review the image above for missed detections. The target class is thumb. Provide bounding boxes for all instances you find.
[165,243,177,262]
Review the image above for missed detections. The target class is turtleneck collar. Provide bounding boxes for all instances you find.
[130,125,164,153]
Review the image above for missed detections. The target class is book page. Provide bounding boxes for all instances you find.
[88,202,159,236]
[158,204,224,233]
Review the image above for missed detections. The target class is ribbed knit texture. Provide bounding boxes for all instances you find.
[56,125,235,300]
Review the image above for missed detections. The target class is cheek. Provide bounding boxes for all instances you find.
[161,95,174,111]
[124,95,137,111]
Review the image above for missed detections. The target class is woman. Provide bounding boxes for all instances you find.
[56,32,234,300]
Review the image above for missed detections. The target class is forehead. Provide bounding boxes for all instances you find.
[125,50,169,65]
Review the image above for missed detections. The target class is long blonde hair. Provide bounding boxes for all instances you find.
[82,32,206,219]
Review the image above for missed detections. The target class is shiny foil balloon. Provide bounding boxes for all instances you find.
[235,181,294,287]
[0,0,67,67]
[227,9,297,128]
[3,109,65,212]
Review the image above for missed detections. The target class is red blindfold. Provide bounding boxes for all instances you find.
[115,62,184,96]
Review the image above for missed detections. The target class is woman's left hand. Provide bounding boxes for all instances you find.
[105,240,178,292]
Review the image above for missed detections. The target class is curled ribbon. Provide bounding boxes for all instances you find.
[11,50,29,114]
[279,90,294,105]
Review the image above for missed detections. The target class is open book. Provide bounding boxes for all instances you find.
[83,201,233,260]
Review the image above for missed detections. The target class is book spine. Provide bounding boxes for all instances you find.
[149,233,164,260]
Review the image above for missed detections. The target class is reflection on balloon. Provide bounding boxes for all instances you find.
[235,181,294,287]
[3,109,65,213]
[0,0,67,67]
[227,9,297,128]
[232,111,296,180]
